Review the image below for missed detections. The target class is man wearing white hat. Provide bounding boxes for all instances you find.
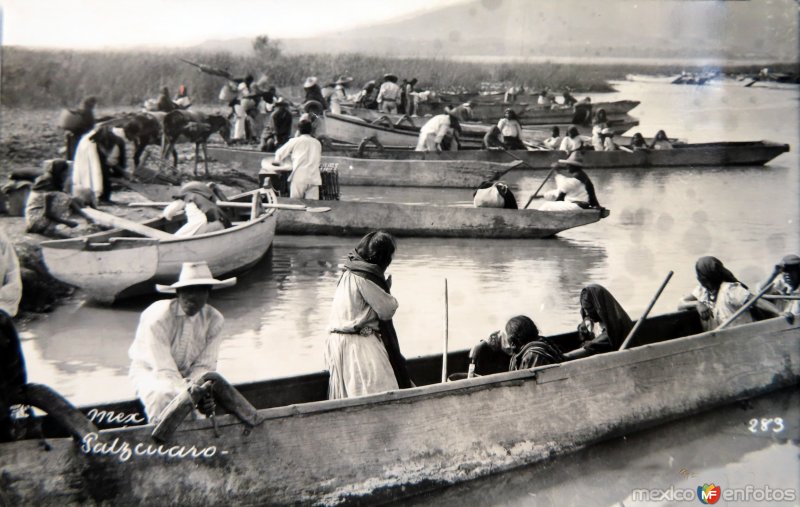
[377,74,401,114]
[128,261,236,423]
[539,152,601,211]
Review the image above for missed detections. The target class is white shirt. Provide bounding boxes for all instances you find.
[129,299,225,385]
[419,115,452,144]
[559,136,584,152]
[0,229,22,317]
[554,173,589,203]
[497,118,522,139]
[163,200,208,237]
[377,82,401,103]
[543,136,562,150]
[274,134,323,187]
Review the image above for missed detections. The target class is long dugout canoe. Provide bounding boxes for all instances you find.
[336,106,639,141]
[1,312,797,505]
[317,140,790,168]
[419,99,640,124]
[207,147,516,188]
[273,197,609,238]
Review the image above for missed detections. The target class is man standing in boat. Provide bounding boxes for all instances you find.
[128,262,236,423]
[272,117,323,199]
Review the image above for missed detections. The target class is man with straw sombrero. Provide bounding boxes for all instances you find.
[330,75,353,114]
[128,261,236,423]
[538,151,601,211]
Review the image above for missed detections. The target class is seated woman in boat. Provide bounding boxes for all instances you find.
[538,152,601,212]
[416,114,461,152]
[163,182,232,237]
[600,128,618,151]
[460,315,564,378]
[679,256,783,331]
[563,284,633,360]
[25,170,94,238]
[558,126,584,153]
[326,231,412,399]
[649,130,673,150]
[590,109,608,151]
[762,254,800,315]
[542,126,563,150]
[482,126,505,150]
[629,132,648,151]
[497,109,525,150]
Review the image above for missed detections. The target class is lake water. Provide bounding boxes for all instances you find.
[15,80,800,504]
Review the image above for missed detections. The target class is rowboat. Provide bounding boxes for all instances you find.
[210,140,791,171]
[336,106,639,141]
[2,311,797,505]
[428,100,640,124]
[210,148,517,188]
[272,197,609,238]
[39,191,278,303]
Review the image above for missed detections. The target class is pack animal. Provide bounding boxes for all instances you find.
[119,113,164,168]
[162,111,231,176]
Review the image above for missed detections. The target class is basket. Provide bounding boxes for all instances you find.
[319,163,340,201]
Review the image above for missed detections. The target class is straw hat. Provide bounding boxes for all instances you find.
[172,181,214,201]
[156,261,236,293]
[335,76,353,85]
[557,151,584,167]
[303,76,318,88]
[383,73,398,82]
[600,127,613,135]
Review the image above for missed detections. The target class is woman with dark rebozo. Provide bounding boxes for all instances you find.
[325,231,412,399]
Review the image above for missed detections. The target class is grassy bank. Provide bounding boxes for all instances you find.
[2,46,797,109]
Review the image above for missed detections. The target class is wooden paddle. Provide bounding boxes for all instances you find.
[441,278,449,383]
[619,271,674,351]
[523,168,556,209]
[128,201,332,213]
[763,295,800,301]
[79,207,174,240]
[715,267,782,330]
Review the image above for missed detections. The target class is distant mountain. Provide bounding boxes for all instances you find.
[193,0,799,62]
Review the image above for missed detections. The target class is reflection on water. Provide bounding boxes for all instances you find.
[399,388,800,507]
[13,80,800,498]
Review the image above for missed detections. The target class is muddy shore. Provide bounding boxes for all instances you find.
[0,105,261,321]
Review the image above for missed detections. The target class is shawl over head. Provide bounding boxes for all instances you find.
[579,284,633,350]
[695,256,741,290]
[342,250,412,389]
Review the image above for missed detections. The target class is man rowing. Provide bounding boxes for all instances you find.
[538,152,601,211]
[128,261,236,423]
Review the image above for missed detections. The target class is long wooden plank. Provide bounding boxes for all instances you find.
[80,207,174,240]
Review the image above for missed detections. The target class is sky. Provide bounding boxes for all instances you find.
[0,0,468,49]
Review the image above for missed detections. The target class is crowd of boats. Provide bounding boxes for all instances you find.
[1,75,797,505]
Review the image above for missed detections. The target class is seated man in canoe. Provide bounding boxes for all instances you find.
[128,262,235,423]
[761,254,800,315]
[538,152,602,212]
[563,284,633,360]
[163,182,232,236]
[455,315,564,379]
[679,256,783,331]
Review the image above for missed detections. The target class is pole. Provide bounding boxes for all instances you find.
[441,278,449,383]
[523,168,556,209]
[619,271,674,350]
[715,268,781,330]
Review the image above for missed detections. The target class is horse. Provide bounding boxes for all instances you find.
[161,110,231,176]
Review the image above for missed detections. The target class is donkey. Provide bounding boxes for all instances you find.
[161,110,231,176]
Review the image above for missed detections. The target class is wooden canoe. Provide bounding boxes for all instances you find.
[210,141,790,171]
[337,106,639,142]
[40,192,278,303]
[1,312,797,505]
[272,197,609,238]
[415,99,641,124]
[209,148,517,188]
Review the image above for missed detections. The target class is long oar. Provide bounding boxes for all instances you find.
[128,201,331,213]
[523,168,556,209]
[441,278,449,383]
[764,295,800,301]
[79,207,174,240]
[715,267,782,330]
[619,271,674,350]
